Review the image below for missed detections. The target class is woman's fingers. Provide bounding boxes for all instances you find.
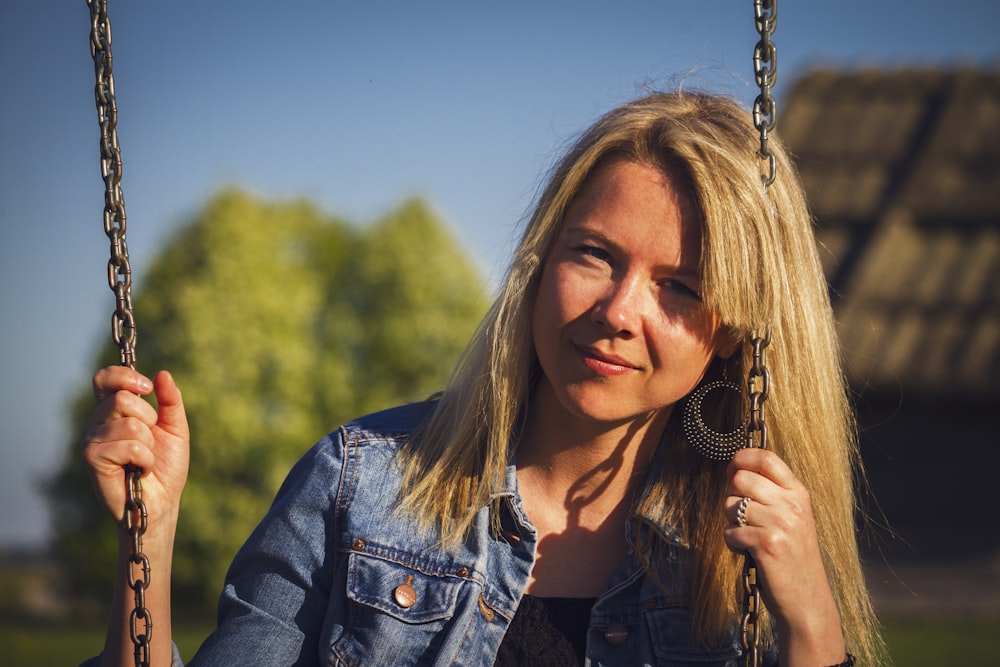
[723,447,817,551]
[81,366,191,523]
[723,449,845,659]
[92,365,153,402]
[87,366,158,436]
[86,388,159,435]
[86,369,187,441]
[151,370,188,440]
[727,447,798,491]
[722,496,786,553]
[722,447,829,615]
[82,417,156,519]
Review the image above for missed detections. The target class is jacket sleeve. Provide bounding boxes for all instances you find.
[187,431,346,666]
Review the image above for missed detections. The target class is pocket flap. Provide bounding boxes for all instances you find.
[346,552,462,623]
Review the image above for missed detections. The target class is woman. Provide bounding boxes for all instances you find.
[82,91,883,666]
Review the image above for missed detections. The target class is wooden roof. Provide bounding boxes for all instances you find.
[780,67,1000,400]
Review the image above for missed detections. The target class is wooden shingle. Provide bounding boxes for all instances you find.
[782,67,1000,399]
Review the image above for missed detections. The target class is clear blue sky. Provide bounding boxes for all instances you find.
[1,0,996,549]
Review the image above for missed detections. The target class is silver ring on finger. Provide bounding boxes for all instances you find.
[737,496,751,527]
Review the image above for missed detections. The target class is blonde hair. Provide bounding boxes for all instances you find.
[400,90,884,664]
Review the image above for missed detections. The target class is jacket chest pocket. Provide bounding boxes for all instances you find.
[329,552,468,666]
[645,605,741,666]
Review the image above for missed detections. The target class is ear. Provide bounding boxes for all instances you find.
[715,327,741,360]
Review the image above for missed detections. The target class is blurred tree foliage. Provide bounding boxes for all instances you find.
[45,188,488,612]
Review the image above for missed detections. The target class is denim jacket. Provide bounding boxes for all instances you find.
[86,400,778,666]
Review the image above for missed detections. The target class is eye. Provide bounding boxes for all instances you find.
[576,244,613,264]
[659,279,702,302]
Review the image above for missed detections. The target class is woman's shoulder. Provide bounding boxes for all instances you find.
[277,399,437,495]
[339,399,437,440]
[267,399,439,532]
[300,399,439,475]
[330,398,438,453]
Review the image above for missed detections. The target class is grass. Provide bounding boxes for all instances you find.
[2,618,998,666]
[1,623,210,666]
[881,618,999,667]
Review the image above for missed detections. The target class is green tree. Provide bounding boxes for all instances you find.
[46,188,488,613]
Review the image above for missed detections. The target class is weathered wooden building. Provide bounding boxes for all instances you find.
[780,66,1000,563]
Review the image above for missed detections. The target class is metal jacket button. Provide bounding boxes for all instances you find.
[393,575,417,608]
[478,594,496,621]
[604,623,628,646]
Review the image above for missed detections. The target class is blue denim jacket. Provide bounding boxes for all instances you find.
[86,400,778,666]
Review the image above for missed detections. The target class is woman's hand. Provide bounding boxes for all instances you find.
[82,366,189,667]
[82,366,190,535]
[724,447,847,667]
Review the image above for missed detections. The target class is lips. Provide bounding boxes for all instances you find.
[574,343,639,376]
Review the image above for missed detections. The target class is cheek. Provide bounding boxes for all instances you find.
[531,269,560,354]
[532,265,591,367]
[684,306,725,348]
[536,264,591,325]
[650,311,724,368]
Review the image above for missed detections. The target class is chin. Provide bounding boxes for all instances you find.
[563,392,649,425]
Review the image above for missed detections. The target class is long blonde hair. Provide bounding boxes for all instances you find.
[400,90,884,664]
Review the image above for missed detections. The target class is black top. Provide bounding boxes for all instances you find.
[493,594,597,667]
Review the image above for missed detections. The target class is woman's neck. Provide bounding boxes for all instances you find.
[517,379,670,506]
[515,380,671,596]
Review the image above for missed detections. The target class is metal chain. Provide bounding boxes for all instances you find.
[742,2,776,665]
[746,330,771,453]
[752,0,778,189]
[86,2,150,666]
[125,471,152,667]
[741,330,771,667]
[88,0,137,369]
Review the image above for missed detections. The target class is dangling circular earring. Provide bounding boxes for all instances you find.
[681,377,747,461]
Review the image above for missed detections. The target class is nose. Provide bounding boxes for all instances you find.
[591,275,644,337]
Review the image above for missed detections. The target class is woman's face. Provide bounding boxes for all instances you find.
[531,159,732,427]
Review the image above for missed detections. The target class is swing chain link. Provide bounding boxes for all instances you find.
[88,0,137,370]
[752,0,778,189]
[741,330,771,667]
[87,2,149,666]
[741,2,776,664]
[125,470,152,667]
[746,329,771,453]
[740,557,764,667]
